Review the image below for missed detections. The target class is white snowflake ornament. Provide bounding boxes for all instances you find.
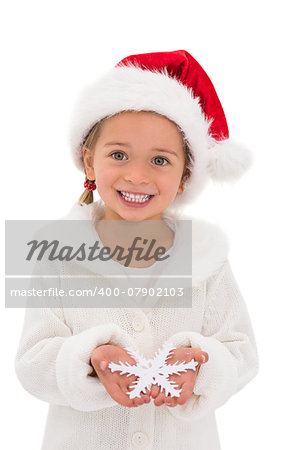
[108,342,198,399]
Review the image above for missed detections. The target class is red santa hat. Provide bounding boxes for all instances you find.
[69,50,252,208]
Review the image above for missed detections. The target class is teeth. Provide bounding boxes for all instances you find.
[120,191,151,202]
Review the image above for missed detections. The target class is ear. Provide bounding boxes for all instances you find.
[82,146,96,180]
[177,181,184,194]
[177,170,187,194]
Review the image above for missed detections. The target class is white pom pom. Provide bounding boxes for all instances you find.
[207,139,253,181]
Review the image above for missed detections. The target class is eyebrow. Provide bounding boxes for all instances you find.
[104,142,179,157]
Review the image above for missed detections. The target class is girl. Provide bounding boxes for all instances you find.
[15,50,259,449]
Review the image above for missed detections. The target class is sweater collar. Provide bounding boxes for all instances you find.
[61,200,229,284]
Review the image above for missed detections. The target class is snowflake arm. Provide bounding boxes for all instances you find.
[153,373,182,398]
[159,359,198,376]
[108,360,141,377]
[124,346,150,368]
[150,342,176,370]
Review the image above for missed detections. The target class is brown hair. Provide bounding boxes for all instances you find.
[77,111,194,206]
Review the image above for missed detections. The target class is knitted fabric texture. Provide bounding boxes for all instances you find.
[15,203,259,450]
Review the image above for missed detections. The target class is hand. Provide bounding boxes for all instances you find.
[150,347,208,407]
[90,344,151,408]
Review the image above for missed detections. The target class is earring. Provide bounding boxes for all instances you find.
[84,179,96,191]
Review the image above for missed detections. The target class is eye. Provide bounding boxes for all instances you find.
[111,151,127,161]
[152,156,169,166]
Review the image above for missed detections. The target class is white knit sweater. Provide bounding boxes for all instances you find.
[15,200,259,450]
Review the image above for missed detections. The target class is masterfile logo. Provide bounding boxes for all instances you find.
[5,219,192,308]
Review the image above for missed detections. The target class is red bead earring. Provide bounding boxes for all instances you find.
[84,179,96,191]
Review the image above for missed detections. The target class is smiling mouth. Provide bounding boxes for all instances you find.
[117,190,154,203]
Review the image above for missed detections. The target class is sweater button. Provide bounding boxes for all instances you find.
[132,431,149,448]
[132,317,145,332]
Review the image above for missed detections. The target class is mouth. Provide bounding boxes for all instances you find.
[117,190,154,207]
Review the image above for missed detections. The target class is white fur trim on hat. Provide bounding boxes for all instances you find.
[207,139,253,182]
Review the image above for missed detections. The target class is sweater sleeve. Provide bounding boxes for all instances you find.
[14,264,136,412]
[164,259,259,421]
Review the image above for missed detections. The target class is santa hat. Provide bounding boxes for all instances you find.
[69,50,252,208]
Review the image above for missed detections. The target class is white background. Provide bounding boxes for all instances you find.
[1,0,300,448]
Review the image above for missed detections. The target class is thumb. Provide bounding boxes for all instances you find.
[99,360,109,371]
[197,351,209,365]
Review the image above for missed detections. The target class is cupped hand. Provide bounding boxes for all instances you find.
[90,344,151,408]
[150,347,208,407]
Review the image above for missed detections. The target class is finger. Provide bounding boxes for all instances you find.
[98,359,109,372]
[121,381,146,407]
[154,391,165,407]
[165,394,177,407]
[140,391,151,404]
[120,384,140,408]
[121,383,148,407]
[201,351,209,363]
[194,350,208,367]
[133,396,144,407]
[151,384,160,399]
[121,383,130,395]
[131,386,151,404]
[144,387,151,396]
[109,384,134,408]
[177,381,194,406]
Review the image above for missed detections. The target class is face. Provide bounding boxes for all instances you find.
[83,111,185,221]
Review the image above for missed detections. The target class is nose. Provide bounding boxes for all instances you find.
[123,161,151,185]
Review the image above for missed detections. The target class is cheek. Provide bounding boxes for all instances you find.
[160,176,181,192]
[94,163,116,187]
[165,173,184,199]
